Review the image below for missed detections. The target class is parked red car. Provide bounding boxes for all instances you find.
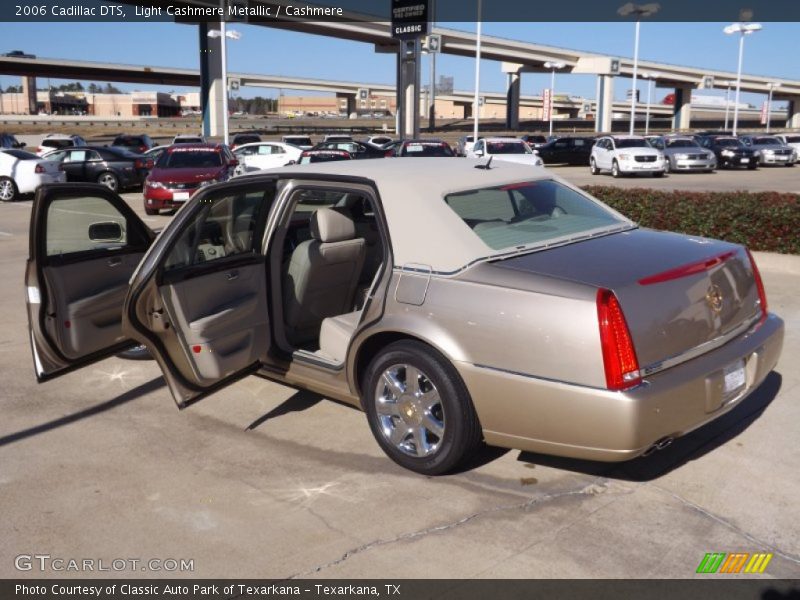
[143,144,237,215]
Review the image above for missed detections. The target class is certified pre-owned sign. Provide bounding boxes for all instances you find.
[391,0,429,39]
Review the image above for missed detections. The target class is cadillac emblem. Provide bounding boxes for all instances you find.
[706,284,724,315]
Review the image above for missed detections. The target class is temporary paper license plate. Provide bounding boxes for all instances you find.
[740,158,749,163]
[173,192,190,201]
[723,360,746,395]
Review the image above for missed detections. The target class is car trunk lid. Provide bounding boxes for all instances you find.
[491,228,762,370]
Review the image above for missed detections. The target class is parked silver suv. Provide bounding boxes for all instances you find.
[739,135,796,167]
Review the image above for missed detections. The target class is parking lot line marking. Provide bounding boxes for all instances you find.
[0,231,12,237]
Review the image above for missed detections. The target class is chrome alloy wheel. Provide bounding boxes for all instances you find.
[0,178,15,201]
[98,172,118,191]
[374,363,445,458]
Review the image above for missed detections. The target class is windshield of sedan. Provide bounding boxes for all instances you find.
[486,142,531,155]
[715,138,743,147]
[665,139,699,148]
[444,180,629,252]
[158,150,223,168]
[752,137,781,145]
[614,139,650,148]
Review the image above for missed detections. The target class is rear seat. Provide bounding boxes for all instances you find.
[318,311,360,363]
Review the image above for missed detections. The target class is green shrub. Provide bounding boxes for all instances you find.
[583,186,800,255]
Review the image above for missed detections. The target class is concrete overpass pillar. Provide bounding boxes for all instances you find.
[505,71,521,130]
[199,22,226,139]
[336,93,356,116]
[672,85,693,131]
[785,98,800,129]
[595,75,614,133]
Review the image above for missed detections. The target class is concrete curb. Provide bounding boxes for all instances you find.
[752,251,800,275]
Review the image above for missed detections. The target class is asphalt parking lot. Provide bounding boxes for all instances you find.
[1,180,799,579]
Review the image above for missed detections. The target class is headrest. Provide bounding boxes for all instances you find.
[310,208,356,243]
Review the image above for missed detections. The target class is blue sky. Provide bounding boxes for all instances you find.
[1,21,797,105]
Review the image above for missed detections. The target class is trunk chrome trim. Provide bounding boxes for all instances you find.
[639,312,762,377]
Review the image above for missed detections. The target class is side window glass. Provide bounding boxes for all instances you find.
[163,185,275,271]
[46,195,131,256]
[257,145,272,155]
[67,150,87,162]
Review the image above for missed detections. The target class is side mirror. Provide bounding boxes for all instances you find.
[88,221,123,242]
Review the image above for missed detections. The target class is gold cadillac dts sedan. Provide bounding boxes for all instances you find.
[25,159,784,475]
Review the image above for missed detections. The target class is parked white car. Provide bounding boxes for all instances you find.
[0,148,66,202]
[281,135,314,150]
[467,137,544,167]
[232,142,303,175]
[774,134,800,156]
[590,136,666,177]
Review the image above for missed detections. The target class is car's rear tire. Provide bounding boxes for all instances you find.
[611,160,621,178]
[363,340,482,475]
[97,171,119,191]
[0,176,18,202]
[664,159,672,173]
[145,207,159,216]
[589,157,599,175]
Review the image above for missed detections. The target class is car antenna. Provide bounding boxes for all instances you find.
[475,156,493,170]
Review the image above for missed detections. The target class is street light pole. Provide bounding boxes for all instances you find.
[472,0,482,147]
[630,20,640,135]
[207,24,242,145]
[618,3,660,135]
[641,72,658,135]
[544,61,565,137]
[724,22,762,136]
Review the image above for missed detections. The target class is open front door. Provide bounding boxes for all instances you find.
[27,183,154,382]
[122,178,278,408]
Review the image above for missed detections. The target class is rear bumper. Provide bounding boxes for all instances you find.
[457,313,784,462]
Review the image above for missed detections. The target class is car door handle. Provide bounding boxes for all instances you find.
[108,257,122,267]
[226,271,239,281]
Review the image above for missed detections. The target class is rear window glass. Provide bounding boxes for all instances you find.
[298,152,350,164]
[783,136,800,143]
[444,180,625,252]
[401,143,453,157]
[159,150,222,168]
[486,142,530,155]
[42,139,73,149]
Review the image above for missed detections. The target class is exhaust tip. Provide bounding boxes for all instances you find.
[642,436,675,457]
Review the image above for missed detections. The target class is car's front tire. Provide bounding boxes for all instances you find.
[363,340,482,475]
[145,207,159,216]
[653,171,664,178]
[611,160,621,178]
[0,176,18,202]
[589,157,599,175]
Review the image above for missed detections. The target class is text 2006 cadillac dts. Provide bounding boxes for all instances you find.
[25,159,783,475]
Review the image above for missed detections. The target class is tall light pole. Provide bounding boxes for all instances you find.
[207,25,242,146]
[724,22,762,136]
[472,0,482,147]
[641,72,659,135]
[765,82,780,133]
[722,80,734,130]
[544,61,565,137]
[618,3,660,135]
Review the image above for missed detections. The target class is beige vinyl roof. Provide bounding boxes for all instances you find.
[263,158,555,274]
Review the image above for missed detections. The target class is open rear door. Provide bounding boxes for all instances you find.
[27,183,154,382]
[122,178,278,408]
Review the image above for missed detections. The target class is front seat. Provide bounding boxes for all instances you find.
[283,208,365,346]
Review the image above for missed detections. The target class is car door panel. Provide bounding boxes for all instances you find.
[160,263,268,383]
[26,183,154,382]
[122,180,277,407]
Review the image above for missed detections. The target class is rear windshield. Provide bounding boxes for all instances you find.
[665,139,699,148]
[783,136,800,143]
[159,150,222,168]
[285,137,312,145]
[42,139,73,149]
[299,152,350,164]
[174,137,204,144]
[401,143,453,157]
[1,149,37,159]
[444,180,627,252]
[526,136,547,143]
[234,135,261,144]
[615,139,650,148]
[486,141,531,155]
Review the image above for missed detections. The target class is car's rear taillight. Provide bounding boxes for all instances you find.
[145,159,154,169]
[745,248,768,324]
[384,149,394,157]
[34,164,45,173]
[596,288,641,391]
[138,145,147,153]
[134,159,144,169]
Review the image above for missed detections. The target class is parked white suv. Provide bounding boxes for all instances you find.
[36,133,86,156]
[467,137,544,167]
[590,135,665,178]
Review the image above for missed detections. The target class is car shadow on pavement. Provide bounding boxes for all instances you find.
[245,388,326,431]
[516,372,782,482]
[0,376,165,448]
